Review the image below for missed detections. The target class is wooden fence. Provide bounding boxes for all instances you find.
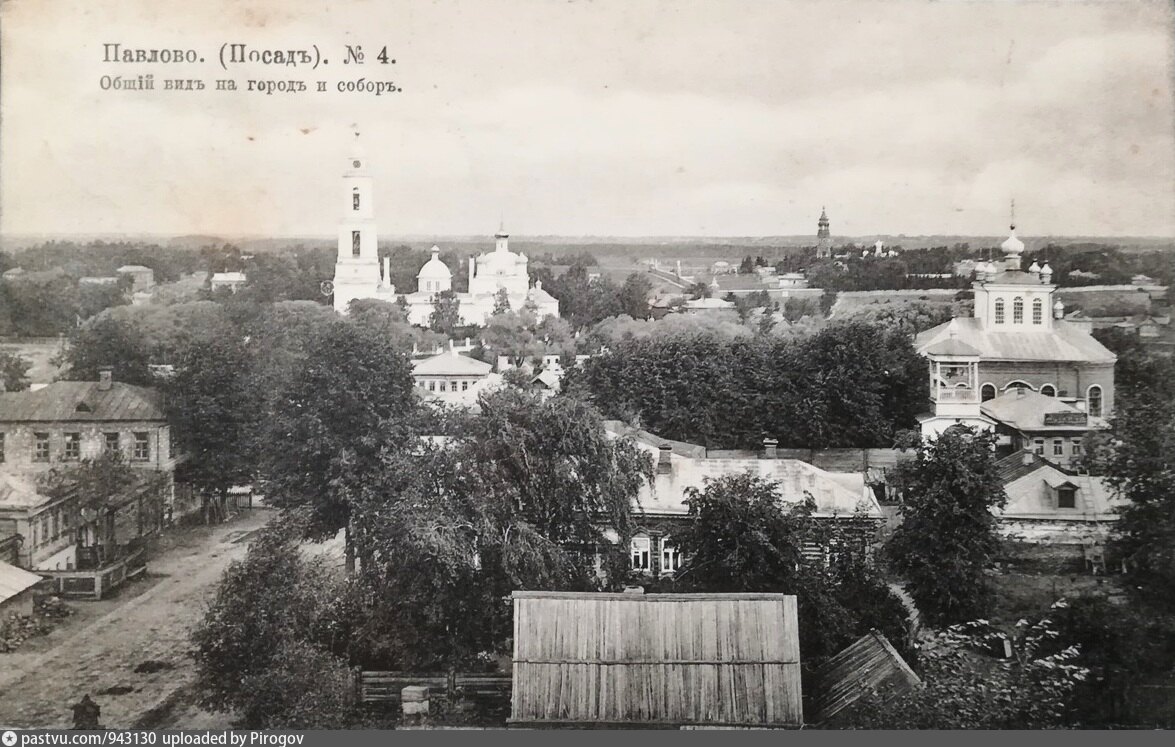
[510,591,803,728]
[358,672,511,703]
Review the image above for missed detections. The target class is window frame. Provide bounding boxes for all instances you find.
[1032,298,1043,324]
[1013,296,1024,324]
[980,383,997,402]
[1040,384,1056,397]
[660,537,682,575]
[104,431,120,455]
[1052,438,1064,456]
[1033,438,1045,455]
[994,298,1005,324]
[34,432,51,462]
[1057,486,1077,509]
[132,431,150,462]
[0,431,5,463]
[1087,385,1103,417]
[63,432,81,461]
[630,535,651,572]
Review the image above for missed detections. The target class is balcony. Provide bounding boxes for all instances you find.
[934,387,978,403]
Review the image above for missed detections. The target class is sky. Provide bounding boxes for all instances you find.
[1,0,1173,238]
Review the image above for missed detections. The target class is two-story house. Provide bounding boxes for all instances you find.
[0,368,180,570]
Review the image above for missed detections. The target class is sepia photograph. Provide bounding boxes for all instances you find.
[1,0,1173,733]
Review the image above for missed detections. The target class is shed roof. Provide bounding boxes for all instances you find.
[981,390,1090,431]
[812,630,921,724]
[0,561,42,605]
[0,382,165,422]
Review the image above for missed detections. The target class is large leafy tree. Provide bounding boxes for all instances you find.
[1103,352,1175,608]
[348,389,651,675]
[254,317,419,568]
[885,426,1006,627]
[429,289,463,336]
[618,272,653,320]
[0,351,32,392]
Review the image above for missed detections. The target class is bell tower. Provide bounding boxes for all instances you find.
[332,131,381,314]
[816,207,832,259]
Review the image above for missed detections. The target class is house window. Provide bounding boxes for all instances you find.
[1088,386,1103,417]
[1072,439,1082,455]
[52,510,59,540]
[34,433,50,462]
[1040,385,1056,397]
[462,381,469,391]
[1057,487,1077,509]
[1053,439,1064,456]
[0,432,5,463]
[630,536,651,571]
[41,514,49,543]
[1013,297,1024,324]
[439,381,447,392]
[64,432,81,461]
[981,384,996,402]
[1033,298,1043,324]
[451,380,458,391]
[1034,438,1045,455]
[994,298,1005,324]
[427,381,436,392]
[351,230,361,257]
[104,432,120,455]
[661,537,682,575]
[132,432,150,461]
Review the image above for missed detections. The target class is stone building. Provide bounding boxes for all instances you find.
[816,207,833,259]
[915,223,1116,439]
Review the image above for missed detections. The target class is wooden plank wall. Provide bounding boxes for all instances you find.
[510,592,802,727]
[811,629,922,724]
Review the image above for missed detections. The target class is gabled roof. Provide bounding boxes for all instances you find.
[0,561,42,605]
[0,382,166,422]
[924,335,980,357]
[996,454,1124,520]
[916,317,1116,363]
[411,351,492,377]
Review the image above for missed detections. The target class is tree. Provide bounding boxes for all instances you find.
[429,289,462,336]
[738,256,755,274]
[618,273,653,320]
[685,281,711,299]
[0,351,32,392]
[254,318,419,570]
[491,287,511,316]
[1102,353,1175,608]
[39,453,139,547]
[164,330,253,523]
[885,426,1006,627]
[671,473,910,666]
[191,521,357,728]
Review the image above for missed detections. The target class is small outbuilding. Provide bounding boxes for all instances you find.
[0,560,42,617]
[509,590,803,728]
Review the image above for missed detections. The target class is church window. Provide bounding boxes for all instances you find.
[351,230,361,257]
[1032,298,1043,324]
[994,298,1005,324]
[1088,386,1103,417]
[352,189,360,211]
[981,384,996,402]
[1040,385,1055,397]
[1013,297,1024,324]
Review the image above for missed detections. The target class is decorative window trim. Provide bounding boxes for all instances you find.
[1013,296,1024,324]
[1040,384,1056,397]
[1003,380,1034,391]
[1032,298,1044,324]
[630,535,651,571]
[994,298,1006,324]
[980,383,997,402]
[1087,385,1103,417]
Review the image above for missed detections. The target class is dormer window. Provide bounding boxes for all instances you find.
[75,402,92,413]
[1057,486,1077,509]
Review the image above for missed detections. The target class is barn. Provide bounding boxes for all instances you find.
[509,590,803,728]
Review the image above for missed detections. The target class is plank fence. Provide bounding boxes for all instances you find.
[358,671,511,704]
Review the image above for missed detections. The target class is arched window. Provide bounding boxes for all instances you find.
[1005,380,1033,391]
[351,230,361,257]
[1032,298,1043,324]
[981,383,997,401]
[1040,384,1056,397]
[994,298,1006,324]
[1088,385,1103,417]
[352,188,360,211]
[1013,297,1024,324]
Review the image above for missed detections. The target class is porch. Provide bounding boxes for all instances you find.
[38,540,147,600]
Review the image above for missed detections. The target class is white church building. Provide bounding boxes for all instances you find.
[330,138,560,326]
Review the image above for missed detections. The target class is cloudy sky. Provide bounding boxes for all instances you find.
[1,0,1173,238]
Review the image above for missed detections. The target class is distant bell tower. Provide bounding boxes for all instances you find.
[332,131,381,314]
[816,207,833,259]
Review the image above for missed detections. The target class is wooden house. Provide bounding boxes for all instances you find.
[509,590,803,728]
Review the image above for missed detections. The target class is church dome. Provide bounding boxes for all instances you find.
[417,247,452,279]
[1001,228,1025,256]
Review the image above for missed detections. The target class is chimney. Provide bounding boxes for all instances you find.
[762,437,778,459]
[657,444,673,475]
[1021,450,1034,466]
[97,367,113,391]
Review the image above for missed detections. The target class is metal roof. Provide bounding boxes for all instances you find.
[0,382,166,422]
[0,561,42,605]
[411,351,492,377]
[917,317,1116,363]
[982,390,1088,431]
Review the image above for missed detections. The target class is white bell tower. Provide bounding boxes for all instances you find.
[332,131,381,314]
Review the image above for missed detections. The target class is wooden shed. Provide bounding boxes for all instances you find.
[510,590,803,728]
[811,629,922,725]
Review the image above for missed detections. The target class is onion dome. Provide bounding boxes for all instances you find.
[1028,261,1041,274]
[1001,226,1025,256]
[1053,299,1065,318]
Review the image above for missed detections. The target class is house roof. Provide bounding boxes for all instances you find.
[916,317,1116,363]
[0,382,166,422]
[0,472,48,509]
[211,272,247,282]
[116,265,153,273]
[684,297,735,310]
[0,561,42,605]
[924,337,980,357]
[412,350,492,377]
[982,390,1090,432]
[997,456,1123,521]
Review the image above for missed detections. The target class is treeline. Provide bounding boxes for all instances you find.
[565,320,927,449]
